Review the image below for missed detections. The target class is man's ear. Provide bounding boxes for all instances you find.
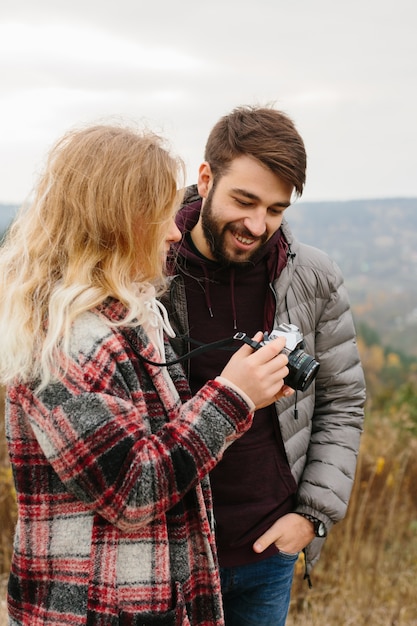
[197,162,213,199]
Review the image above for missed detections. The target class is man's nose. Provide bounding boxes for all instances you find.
[243,210,267,237]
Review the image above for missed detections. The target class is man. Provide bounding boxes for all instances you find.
[164,105,366,626]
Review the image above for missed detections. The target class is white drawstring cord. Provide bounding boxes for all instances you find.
[144,297,176,360]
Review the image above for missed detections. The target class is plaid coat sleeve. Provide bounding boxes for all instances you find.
[6,303,254,625]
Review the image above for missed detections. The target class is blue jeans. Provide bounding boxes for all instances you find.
[220,551,298,626]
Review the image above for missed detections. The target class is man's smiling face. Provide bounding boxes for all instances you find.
[193,155,293,265]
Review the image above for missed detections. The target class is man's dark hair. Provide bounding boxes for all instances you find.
[204,105,307,197]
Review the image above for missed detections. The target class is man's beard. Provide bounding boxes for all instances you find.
[201,188,268,267]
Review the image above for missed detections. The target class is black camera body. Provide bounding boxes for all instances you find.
[261,323,320,392]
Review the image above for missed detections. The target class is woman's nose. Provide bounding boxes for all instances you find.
[167,219,181,243]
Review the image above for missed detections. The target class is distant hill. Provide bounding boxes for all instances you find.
[288,197,417,356]
[0,204,18,234]
[289,197,417,282]
[1,198,416,356]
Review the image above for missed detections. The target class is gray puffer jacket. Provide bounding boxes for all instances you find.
[163,216,366,575]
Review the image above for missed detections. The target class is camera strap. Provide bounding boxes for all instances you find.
[124,331,260,367]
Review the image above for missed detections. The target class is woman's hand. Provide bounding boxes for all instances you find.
[220,331,294,410]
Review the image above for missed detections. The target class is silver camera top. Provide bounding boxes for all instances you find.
[264,323,304,352]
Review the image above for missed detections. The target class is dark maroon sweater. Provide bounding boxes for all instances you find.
[174,197,297,567]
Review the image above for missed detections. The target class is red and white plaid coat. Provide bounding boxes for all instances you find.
[6,298,253,625]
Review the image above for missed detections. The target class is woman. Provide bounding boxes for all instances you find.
[0,124,290,625]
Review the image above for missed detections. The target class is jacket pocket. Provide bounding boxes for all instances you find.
[119,582,191,626]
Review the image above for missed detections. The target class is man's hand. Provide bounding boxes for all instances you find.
[253,513,315,555]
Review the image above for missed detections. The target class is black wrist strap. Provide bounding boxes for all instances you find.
[124,331,260,367]
[299,513,320,524]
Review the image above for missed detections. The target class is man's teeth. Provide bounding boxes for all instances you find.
[235,234,254,245]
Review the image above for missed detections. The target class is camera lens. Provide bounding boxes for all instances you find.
[285,349,320,392]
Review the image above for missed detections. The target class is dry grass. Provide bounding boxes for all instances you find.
[1,391,417,625]
[287,418,417,626]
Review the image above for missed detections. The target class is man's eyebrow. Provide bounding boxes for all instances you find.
[231,187,291,208]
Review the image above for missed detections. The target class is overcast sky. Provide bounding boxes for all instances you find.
[1,0,416,205]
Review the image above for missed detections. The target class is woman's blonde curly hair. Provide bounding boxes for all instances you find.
[0,123,184,389]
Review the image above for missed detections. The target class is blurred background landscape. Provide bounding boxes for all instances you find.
[1,198,417,625]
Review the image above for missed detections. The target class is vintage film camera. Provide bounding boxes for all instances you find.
[260,323,320,392]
